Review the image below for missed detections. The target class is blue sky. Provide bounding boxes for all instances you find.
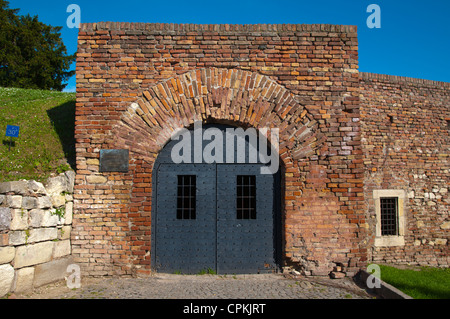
[8,0,450,92]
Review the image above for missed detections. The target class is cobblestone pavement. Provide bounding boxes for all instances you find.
[14,273,373,299]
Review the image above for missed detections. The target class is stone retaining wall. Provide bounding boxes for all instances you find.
[0,171,75,297]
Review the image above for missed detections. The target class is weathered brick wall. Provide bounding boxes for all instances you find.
[74,22,365,277]
[360,72,449,267]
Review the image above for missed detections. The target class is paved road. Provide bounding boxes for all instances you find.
[15,273,372,300]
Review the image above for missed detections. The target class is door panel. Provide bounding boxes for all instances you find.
[155,164,216,273]
[152,122,280,274]
[216,164,276,273]
[155,163,277,274]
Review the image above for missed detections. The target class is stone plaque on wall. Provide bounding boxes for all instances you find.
[99,149,129,173]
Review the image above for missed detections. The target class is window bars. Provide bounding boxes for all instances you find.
[177,175,196,219]
[237,175,257,219]
[380,197,398,236]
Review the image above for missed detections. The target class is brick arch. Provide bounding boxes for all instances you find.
[108,68,329,274]
[111,68,325,164]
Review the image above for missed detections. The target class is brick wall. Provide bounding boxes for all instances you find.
[74,21,364,277]
[360,72,449,266]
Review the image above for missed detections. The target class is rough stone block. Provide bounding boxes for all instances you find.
[0,234,8,246]
[45,175,67,195]
[33,256,74,287]
[22,196,38,209]
[86,158,99,165]
[440,221,450,230]
[37,196,52,209]
[46,208,65,226]
[86,175,107,184]
[0,264,14,297]
[28,228,58,243]
[6,195,22,209]
[8,231,26,246]
[42,210,60,227]
[330,271,346,279]
[10,209,28,230]
[27,180,46,195]
[58,226,71,240]
[0,207,11,231]
[64,202,73,225]
[0,181,28,195]
[51,194,66,208]
[13,266,34,293]
[14,242,54,268]
[65,170,76,193]
[54,240,71,258]
[311,268,331,276]
[29,209,44,227]
[0,246,15,264]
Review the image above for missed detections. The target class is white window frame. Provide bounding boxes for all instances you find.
[373,189,406,247]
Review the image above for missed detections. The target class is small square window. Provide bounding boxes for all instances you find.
[177,175,196,219]
[373,190,405,247]
[380,197,398,236]
[237,175,256,219]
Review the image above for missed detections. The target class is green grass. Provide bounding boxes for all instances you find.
[198,268,217,275]
[0,86,76,182]
[378,264,450,299]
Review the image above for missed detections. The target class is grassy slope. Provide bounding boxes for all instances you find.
[0,87,76,183]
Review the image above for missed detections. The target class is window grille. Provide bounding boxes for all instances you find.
[380,197,398,235]
[177,175,196,219]
[237,175,256,219]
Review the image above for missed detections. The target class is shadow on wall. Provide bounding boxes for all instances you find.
[46,100,76,170]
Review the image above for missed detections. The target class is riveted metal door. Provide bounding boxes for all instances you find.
[217,164,277,274]
[154,163,277,274]
[152,123,279,274]
[154,163,216,273]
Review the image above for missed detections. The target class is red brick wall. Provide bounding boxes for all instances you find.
[74,22,365,276]
[360,72,449,267]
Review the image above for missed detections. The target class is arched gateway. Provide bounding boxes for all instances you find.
[151,123,282,274]
[74,23,369,277]
[110,67,322,274]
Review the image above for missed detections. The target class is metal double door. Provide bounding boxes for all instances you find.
[154,163,277,274]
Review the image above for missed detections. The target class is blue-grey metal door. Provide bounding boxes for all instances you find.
[154,164,217,273]
[217,164,276,273]
[152,124,279,274]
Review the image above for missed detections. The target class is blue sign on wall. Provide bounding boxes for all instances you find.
[5,125,20,138]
